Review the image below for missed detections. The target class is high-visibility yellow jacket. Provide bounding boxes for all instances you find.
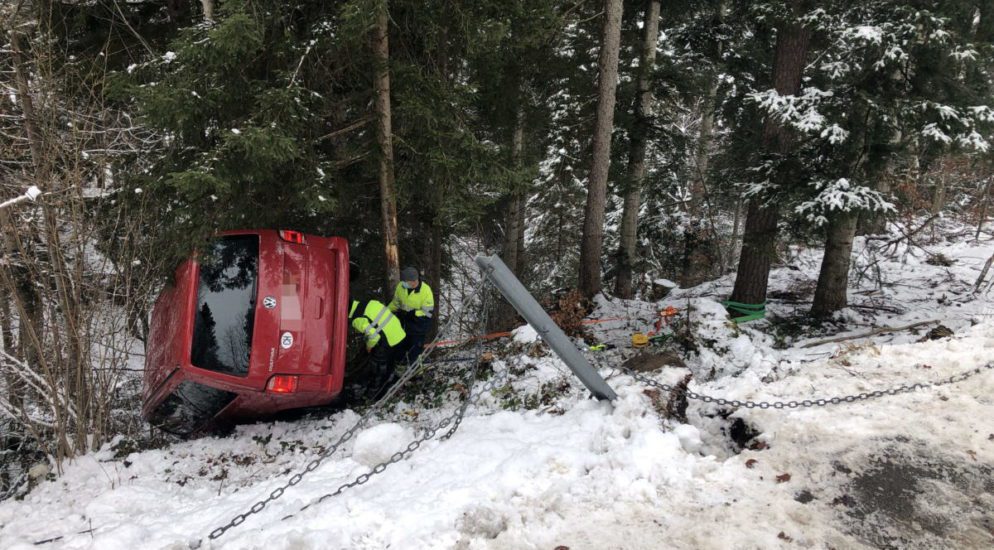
[350,300,406,350]
[389,281,435,318]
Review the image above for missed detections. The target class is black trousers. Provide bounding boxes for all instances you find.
[368,338,406,396]
[401,315,432,366]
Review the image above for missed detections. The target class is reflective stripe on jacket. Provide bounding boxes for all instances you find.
[350,300,406,350]
[389,281,435,318]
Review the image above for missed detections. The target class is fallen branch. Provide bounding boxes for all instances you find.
[0,186,41,210]
[767,298,903,314]
[866,214,944,261]
[974,251,994,293]
[799,319,940,348]
[848,303,904,314]
[889,213,942,245]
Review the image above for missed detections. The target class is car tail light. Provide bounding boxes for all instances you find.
[280,230,305,244]
[267,375,299,393]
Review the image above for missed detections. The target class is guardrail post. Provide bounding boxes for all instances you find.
[475,255,617,401]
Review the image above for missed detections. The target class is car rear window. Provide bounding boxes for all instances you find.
[191,235,259,376]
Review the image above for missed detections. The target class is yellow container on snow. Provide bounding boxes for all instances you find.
[631,333,650,348]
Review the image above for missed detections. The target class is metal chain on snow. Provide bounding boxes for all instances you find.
[620,362,994,410]
[301,381,472,510]
[199,278,495,547]
[440,289,492,441]
[295,288,497,511]
[302,356,511,513]
[199,371,403,546]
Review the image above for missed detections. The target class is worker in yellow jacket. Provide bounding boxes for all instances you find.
[349,298,407,396]
[389,266,435,365]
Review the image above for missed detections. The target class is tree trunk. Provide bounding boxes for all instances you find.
[200,0,214,21]
[812,94,877,317]
[730,203,780,302]
[515,189,526,276]
[861,175,891,235]
[728,196,743,273]
[688,0,727,217]
[373,1,400,292]
[0,288,13,353]
[811,213,858,317]
[680,68,722,289]
[494,108,527,330]
[689,79,719,217]
[10,33,43,169]
[929,160,948,241]
[578,0,624,298]
[729,3,811,306]
[0,285,23,412]
[976,179,990,241]
[614,0,660,299]
[7,33,45,369]
[428,213,443,340]
[502,109,526,277]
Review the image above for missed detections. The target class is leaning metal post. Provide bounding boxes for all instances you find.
[475,254,617,401]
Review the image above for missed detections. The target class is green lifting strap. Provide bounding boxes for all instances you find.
[721,300,766,323]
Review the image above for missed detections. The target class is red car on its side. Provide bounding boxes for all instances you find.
[142,230,349,435]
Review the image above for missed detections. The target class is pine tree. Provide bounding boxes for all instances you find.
[372,0,401,292]
[614,0,661,299]
[797,0,994,316]
[728,0,813,308]
[113,0,339,266]
[578,0,625,298]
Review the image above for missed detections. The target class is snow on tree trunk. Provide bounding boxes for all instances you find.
[615,0,660,300]
[373,1,401,292]
[729,4,811,306]
[811,212,858,317]
[579,0,624,298]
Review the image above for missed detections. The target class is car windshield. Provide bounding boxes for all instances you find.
[191,235,259,376]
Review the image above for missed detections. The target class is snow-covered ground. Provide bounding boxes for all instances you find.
[2,221,994,549]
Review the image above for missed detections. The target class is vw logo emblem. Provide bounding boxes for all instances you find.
[263,296,277,309]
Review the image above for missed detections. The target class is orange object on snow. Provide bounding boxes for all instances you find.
[648,306,679,336]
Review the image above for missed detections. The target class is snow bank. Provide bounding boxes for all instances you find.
[352,423,414,467]
[2,220,993,549]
